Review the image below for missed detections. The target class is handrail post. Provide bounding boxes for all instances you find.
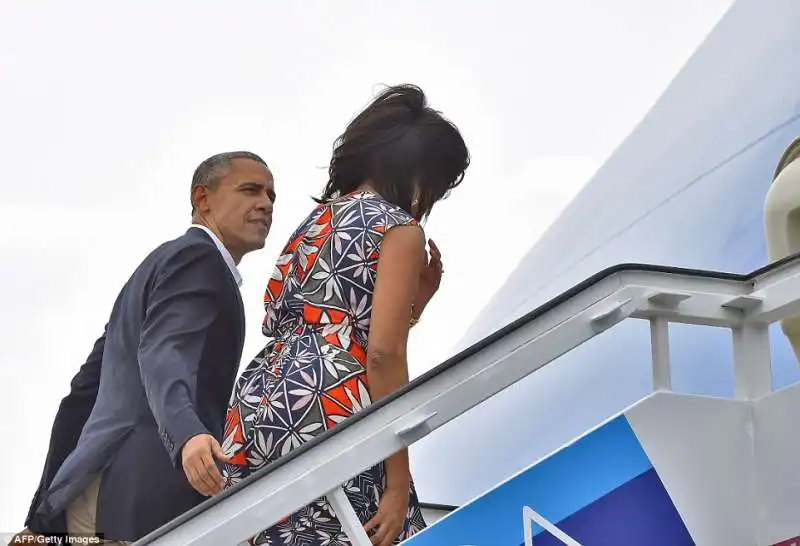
[650,317,672,391]
[327,486,372,545]
[732,324,772,399]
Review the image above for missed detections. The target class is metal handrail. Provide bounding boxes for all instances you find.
[135,253,800,545]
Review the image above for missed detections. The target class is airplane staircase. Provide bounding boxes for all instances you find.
[133,254,800,546]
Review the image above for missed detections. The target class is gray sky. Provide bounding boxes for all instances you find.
[0,0,734,531]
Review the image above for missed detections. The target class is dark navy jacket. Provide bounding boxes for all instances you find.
[27,228,244,541]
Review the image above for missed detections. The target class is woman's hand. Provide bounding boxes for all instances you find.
[413,239,443,319]
[363,486,411,546]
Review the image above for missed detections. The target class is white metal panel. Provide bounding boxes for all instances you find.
[752,382,800,545]
[626,392,757,546]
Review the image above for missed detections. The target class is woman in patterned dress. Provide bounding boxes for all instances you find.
[222,84,470,545]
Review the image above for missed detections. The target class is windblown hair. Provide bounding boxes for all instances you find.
[318,84,470,220]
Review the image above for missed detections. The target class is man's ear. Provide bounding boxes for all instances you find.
[191,185,211,214]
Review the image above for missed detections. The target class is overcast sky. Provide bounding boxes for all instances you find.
[0,0,734,532]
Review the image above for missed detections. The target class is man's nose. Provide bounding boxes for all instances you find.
[257,195,274,214]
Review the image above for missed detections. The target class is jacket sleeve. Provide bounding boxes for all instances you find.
[25,328,107,531]
[137,243,224,467]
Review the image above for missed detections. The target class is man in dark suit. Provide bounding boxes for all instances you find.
[20,151,276,543]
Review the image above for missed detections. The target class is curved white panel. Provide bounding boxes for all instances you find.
[412,0,800,506]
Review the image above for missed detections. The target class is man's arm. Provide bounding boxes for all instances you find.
[137,244,222,467]
[25,328,106,530]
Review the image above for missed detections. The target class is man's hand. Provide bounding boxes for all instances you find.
[180,433,231,496]
[413,238,443,319]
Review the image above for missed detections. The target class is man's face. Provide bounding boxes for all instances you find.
[195,158,275,262]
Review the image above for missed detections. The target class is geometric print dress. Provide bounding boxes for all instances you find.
[222,191,428,545]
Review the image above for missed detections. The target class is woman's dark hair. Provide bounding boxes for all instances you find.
[318,84,470,220]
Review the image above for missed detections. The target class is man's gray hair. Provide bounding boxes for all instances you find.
[190,151,269,213]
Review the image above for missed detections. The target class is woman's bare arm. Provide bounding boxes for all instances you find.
[366,224,425,490]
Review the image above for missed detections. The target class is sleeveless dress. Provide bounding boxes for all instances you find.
[222,191,427,545]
